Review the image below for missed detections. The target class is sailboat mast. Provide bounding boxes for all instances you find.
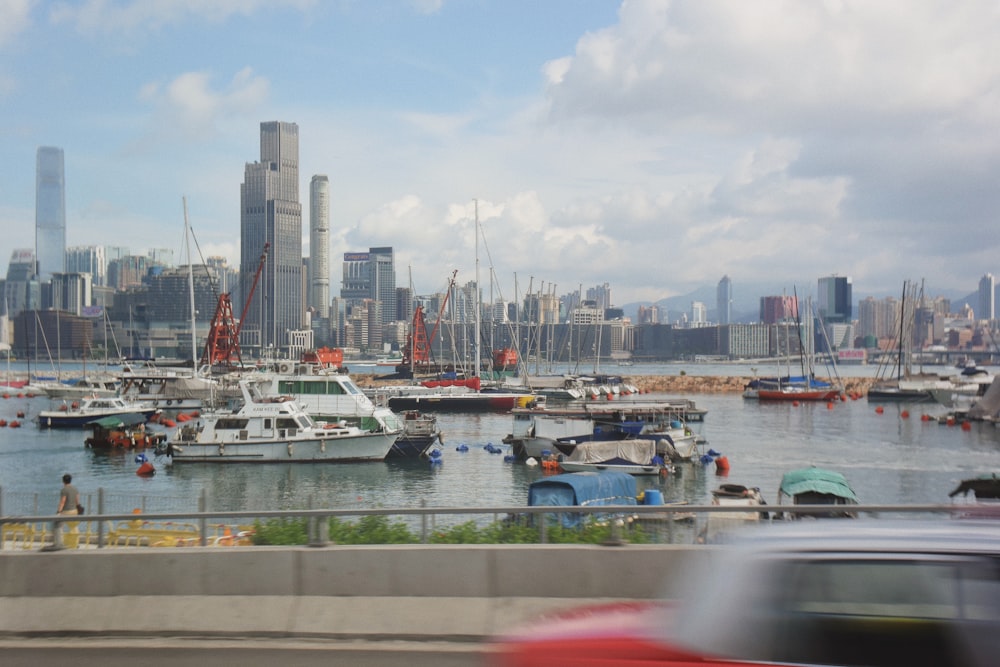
[474,199,481,379]
[183,197,197,371]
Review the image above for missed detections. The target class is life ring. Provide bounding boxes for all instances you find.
[166,399,173,406]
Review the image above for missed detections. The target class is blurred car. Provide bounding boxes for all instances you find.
[489,519,1000,667]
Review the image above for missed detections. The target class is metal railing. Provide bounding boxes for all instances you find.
[0,499,974,551]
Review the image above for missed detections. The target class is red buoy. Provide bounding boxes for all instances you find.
[901,410,909,419]
[136,461,156,477]
[875,406,884,414]
[715,455,730,473]
[961,421,972,431]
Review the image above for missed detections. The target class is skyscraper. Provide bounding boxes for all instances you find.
[309,175,330,319]
[240,121,303,352]
[817,275,852,323]
[979,273,995,321]
[716,275,733,325]
[35,146,66,282]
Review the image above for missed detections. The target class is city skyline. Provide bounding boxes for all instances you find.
[3,2,1000,305]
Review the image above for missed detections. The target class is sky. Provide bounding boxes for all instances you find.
[2,0,999,311]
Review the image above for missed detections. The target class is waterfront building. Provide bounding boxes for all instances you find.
[107,255,148,290]
[240,121,303,353]
[66,246,107,287]
[309,175,330,319]
[147,248,175,268]
[716,275,733,325]
[817,275,852,323]
[759,295,797,325]
[3,249,39,318]
[51,272,92,316]
[857,296,899,342]
[690,301,707,327]
[395,286,414,324]
[979,273,995,321]
[35,147,66,282]
[586,283,612,311]
[719,323,770,359]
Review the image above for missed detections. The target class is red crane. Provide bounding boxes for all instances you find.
[200,242,269,368]
[400,269,457,373]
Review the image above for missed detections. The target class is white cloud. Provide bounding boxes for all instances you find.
[0,0,33,47]
[138,68,269,141]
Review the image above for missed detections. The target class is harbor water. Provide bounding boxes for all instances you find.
[1,361,998,516]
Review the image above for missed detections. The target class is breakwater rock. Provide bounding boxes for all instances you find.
[626,375,880,396]
[356,374,879,396]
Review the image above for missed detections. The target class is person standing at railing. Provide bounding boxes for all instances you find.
[56,473,81,544]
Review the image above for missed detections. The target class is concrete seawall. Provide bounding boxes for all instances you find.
[0,544,701,641]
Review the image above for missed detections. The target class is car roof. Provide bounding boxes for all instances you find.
[727,518,1000,556]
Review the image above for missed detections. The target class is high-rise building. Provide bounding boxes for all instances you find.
[35,146,66,282]
[339,247,396,329]
[716,275,733,325]
[979,273,995,321]
[3,249,39,317]
[51,272,93,316]
[309,175,330,319]
[817,275,852,323]
[66,246,107,286]
[240,121,303,352]
[691,301,707,326]
[760,295,798,324]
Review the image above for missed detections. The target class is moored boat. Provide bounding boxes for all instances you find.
[777,467,859,518]
[388,410,442,458]
[84,414,166,450]
[38,395,159,429]
[556,439,672,476]
[163,380,396,463]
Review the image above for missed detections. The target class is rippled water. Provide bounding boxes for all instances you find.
[1,360,998,515]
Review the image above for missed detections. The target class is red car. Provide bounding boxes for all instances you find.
[490,519,1000,667]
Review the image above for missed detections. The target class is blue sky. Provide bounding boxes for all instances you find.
[2,0,999,308]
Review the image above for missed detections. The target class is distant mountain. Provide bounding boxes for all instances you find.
[622,282,976,324]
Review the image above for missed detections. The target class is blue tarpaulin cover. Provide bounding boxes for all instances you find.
[528,471,637,527]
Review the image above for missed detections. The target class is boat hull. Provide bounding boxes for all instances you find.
[557,461,668,476]
[387,393,534,413]
[38,408,159,429]
[167,432,396,463]
[755,389,841,401]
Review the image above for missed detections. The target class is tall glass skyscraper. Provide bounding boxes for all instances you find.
[240,121,303,352]
[817,275,853,323]
[716,275,733,325]
[35,146,66,282]
[979,273,995,321]
[309,175,330,319]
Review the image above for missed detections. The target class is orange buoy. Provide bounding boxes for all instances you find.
[136,461,156,476]
[9,420,21,428]
[715,455,730,473]
[961,421,972,431]
[0,419,6,427]
[792,400,800,407]
[875,406,884,414]
[946,416,956,426]
[826,402,834,409]
[162,419,176,428]
[921,414,931,422]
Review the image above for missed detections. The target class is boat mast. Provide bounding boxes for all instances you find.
[183,197,197,372]
[474,199,481,380]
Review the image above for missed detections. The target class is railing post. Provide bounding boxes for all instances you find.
[420,498,428,544]
[539,509,548,544]
[97,488,106,548]
[308,495,328,547]
[198,488,207,546]
[0,485,4,551]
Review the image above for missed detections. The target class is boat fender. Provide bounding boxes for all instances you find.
[455,444,468,452]
[525,457,538,467]
[219,443,225,455]
[699,453,714,465]
[135,453,148,464]
[320,441,325,453]
[715,456,730,473]
[287,443,293,457]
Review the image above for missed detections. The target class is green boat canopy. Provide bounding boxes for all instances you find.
[85,413,149,429]
[779,467,859,503]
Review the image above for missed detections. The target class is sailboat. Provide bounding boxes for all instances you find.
[867,280,946,402]
[744,291,841,401]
